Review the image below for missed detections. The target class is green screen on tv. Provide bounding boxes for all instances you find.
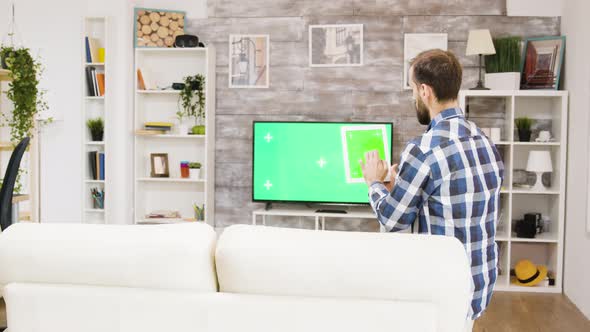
[252,121,393,204]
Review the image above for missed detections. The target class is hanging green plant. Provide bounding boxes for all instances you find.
[178,74,205,134]
[0,46,50,194]
[0,46,49,143]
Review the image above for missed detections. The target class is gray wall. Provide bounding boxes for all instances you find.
[186,1,560,230]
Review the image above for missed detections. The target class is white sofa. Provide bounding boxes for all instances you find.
[0,222,473,332]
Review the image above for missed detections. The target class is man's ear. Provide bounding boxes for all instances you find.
[420,84,433,102]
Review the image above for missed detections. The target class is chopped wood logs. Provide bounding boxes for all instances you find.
[136,10,185,47]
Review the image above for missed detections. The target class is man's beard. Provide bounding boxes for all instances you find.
[414,97,431,125]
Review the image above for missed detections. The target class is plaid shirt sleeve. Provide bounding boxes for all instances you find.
[369,143,431,232]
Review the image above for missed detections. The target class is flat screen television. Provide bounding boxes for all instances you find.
[252,121,393,205]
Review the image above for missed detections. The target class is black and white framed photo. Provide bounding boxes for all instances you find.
[229,34,269,88]
[309,24,363,67]
[403,33,448,90]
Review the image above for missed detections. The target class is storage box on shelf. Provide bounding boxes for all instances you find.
[459,89,567,293]
[82,17,108,224]
[133,47,216,226]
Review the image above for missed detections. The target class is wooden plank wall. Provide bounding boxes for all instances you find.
[185,1,560,230]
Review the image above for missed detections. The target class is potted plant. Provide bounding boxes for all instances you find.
[0,46,49,142]
[0,46,50,194]
[175,110,189,135]
[484,37,521,90]
[177,74,205,135]
[515,117,533,142]
[188,162,201,179]
[86,117,104,141]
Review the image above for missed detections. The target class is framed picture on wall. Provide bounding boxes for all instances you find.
[309,24,363,67]
[520,36,565,90]
[229,34,270,88]
[134,8,186,48]
[403,33,448,90]
[150,153,170,178]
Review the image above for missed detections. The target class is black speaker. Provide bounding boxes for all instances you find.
[515,219,537,238]
[174,35,199,48]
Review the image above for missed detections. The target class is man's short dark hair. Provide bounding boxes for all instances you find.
[410,49,462,102]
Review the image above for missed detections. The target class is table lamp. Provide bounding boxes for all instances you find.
[466,29,496,90]
[526,150,553,191]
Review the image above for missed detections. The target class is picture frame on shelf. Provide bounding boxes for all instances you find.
[520,36,565,90]
[134,8,186,48]
[309,24,363,67]
[229,34,269,88]
[150,153,170,178]
[403,33,448,90]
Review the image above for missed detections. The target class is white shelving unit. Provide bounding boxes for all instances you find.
[82,17,108,223]
[459,89,568,293]
[133,47,216,226]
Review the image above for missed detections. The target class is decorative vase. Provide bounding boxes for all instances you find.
[189,168,200,179]
[91,131,104,142]
[191,125,205,135]
[177,122,189,135]
[484,72,521,90]
[518,129,531,142]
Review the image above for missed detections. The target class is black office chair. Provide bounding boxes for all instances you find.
[0,137,30,232]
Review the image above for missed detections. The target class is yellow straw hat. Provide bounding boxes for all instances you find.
[514,259,547,287]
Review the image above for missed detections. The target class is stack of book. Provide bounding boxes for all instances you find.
[136,122,173,135]
[85,36,105,97]
[85,66,105,97]
[88,151,105,180]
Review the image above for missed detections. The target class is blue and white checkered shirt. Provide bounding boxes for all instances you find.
[369,107,504,319]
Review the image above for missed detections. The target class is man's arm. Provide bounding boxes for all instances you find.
[368,144,431,232]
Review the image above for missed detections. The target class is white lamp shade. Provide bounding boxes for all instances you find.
[466,29,496,56]
[526,150,553,173]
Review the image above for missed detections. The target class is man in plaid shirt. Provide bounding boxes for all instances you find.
[360,49,504,328]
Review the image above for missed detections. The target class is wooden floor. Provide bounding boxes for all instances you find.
[1,293,589,330]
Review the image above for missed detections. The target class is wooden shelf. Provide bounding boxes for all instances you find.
[137,90,179,94]
[135,47,208,53]
[135,133,205,139]
[12,194,29,204]
[85,209,105,213]
[511,189,560,195]
[85,180,105,184]
[0,69,12,81]
[511,232,559,243]
[136,218,202,224]
[460,90,568,98]
[134,44,216,228]
[137,177,205,184]
[513,142,560,146]
[459,89,568,294]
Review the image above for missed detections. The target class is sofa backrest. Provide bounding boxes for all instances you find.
[216,225,472,332]
[0,223,218,292]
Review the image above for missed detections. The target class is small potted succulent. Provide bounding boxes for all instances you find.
[515,117,533,142]
[188,162,201,179]
[86,117,104,141]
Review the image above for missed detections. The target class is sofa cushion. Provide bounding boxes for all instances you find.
[5,283,437,332]
[216,225,472,332]
[0,223,217,292]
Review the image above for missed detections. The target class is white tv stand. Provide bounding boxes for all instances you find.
[252,206,384,232]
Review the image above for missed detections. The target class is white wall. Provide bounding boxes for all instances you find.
[507,0,563,16]
[562,0,590,320]
[0,0,206,224]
